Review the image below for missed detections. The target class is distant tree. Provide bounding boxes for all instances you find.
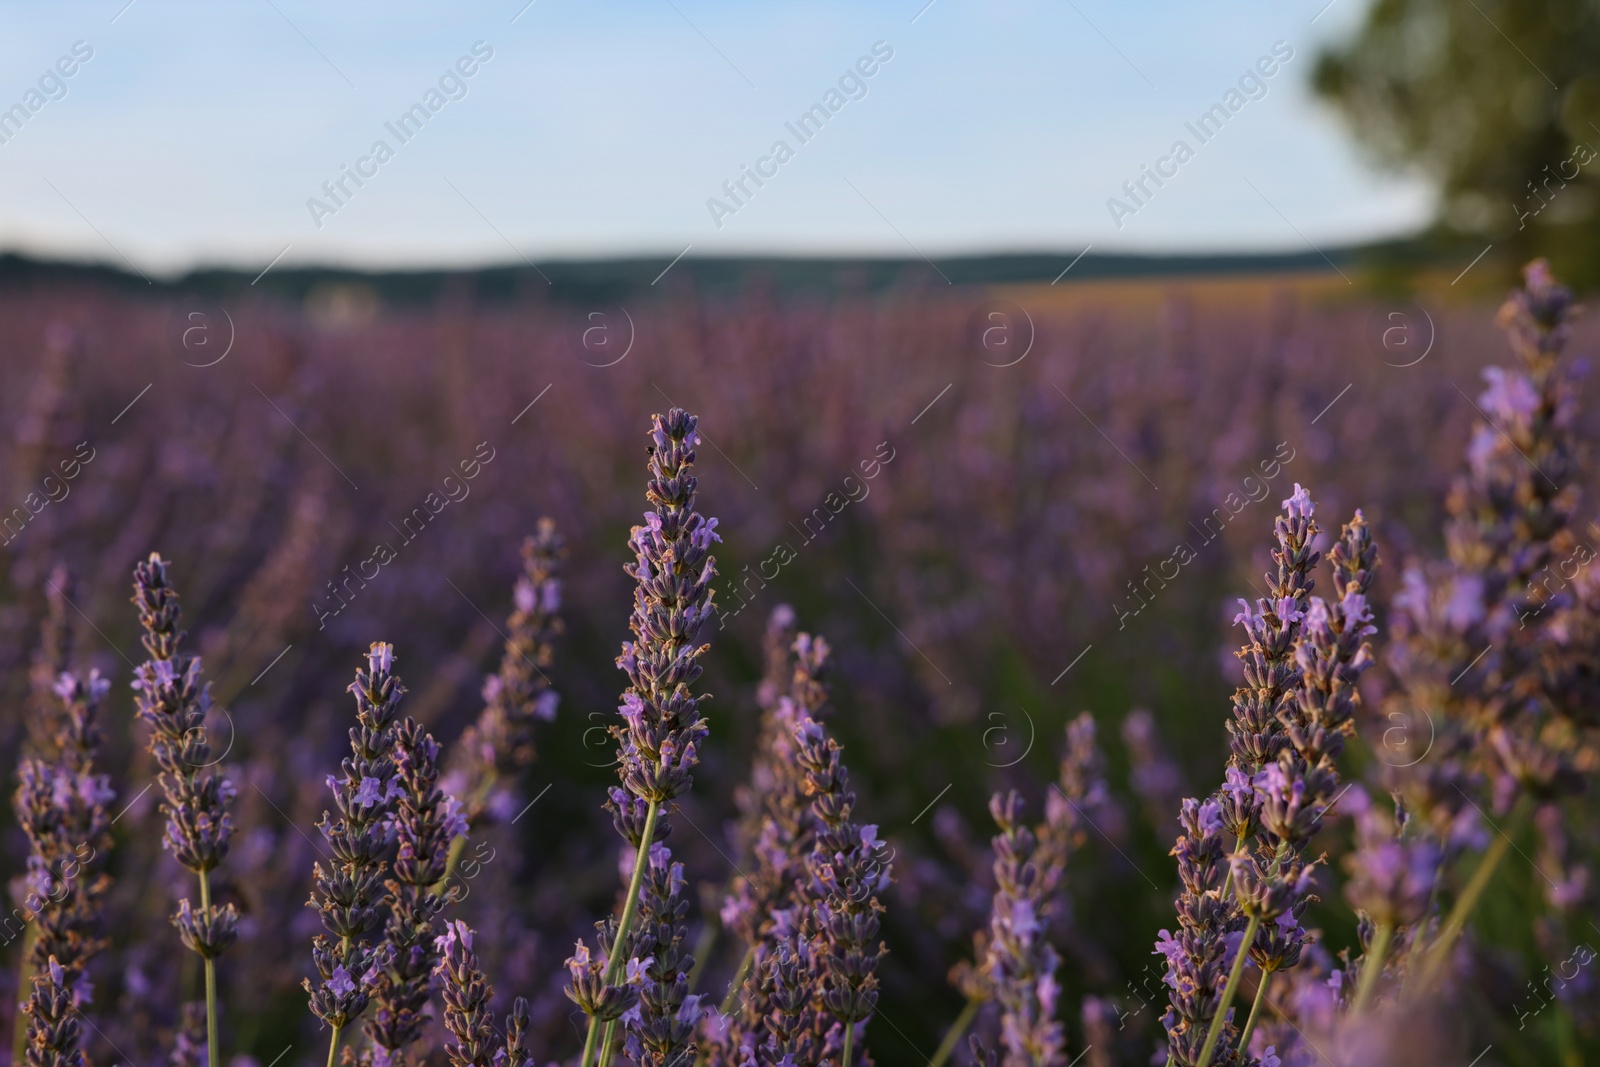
[1314,0,1600,286]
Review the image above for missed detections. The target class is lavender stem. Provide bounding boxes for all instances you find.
[1236,968,1271,1055]
[717,945,755,1015]
[1415,793,1534,988]
[580,797,661,1067]
[927,998,980,1067]
[1195,912,1260,1067]
[842,1018,855,1067]
[200,869,219,1067]
[1352,921,1393,1014]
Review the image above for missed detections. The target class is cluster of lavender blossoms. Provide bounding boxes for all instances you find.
[305,643,405,1061]
[940,713,1109,1067]
[567,408,719,1067]
[716,608,831,1042]
[1382,262,1598,998]
[368,717,468,1066]
[451,517,565,825]
[1155,487,1380,1067]
[131,554,238,1067]
[13,664,115,1067]
[434,920,534,1067]
[793,702,894,1067]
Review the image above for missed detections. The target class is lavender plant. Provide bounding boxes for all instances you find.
[1389,262,1596,988]
[305,643,405,1067]
[716,607,832,1058]
[567,408,719,1067]
[451,518,565,826]
[938,714,1110,1067]
[793,703,893,1067]
[12,671,114,1005]
[368,717,467,1067]
[20,956,83,1067]
[131,554,237,1067]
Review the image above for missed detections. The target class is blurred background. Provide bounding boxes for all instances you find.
[3,2,1598,1066]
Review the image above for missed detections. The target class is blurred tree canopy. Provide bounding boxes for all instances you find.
[1315,0,1600,286]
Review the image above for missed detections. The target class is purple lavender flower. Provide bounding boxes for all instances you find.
[132,554,237,1067]
[1224,485,1321,776]
[1342,789,1438,930]
[453,518,565,825]
[981,791,1067,1067]
[717,610,834,1063]
[22,956,86,1067]
[623,843,700,1067]
[12,669,115,1003]
[570,409,719,1067]
[1153,796,1236,1067]
[610,410,719,810]
[434,919,500,1067]
[368,717,464,1064]
[793,705,892,1066]
[305,643,405,1053]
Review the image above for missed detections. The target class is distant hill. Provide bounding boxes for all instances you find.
[0,239,1457,306]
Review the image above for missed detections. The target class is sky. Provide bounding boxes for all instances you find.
[0,0,1432,276]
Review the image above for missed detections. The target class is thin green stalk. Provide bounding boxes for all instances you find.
[199,869,220,1067]
[598,1019,620,1067]
[928,998,980,1067]
[325,1024,343,1067]
[1352,922,1393,1014]
[11,920,38,1065]
[579,798,661,1067]
[718,947,755,1015]
[1195,913,1260,1067]
[1237,966,1273,1055]
[579,1016,603,1067]
[842,1019,855,1067]
[1416,795,1535,990]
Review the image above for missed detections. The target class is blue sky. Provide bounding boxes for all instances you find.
[0,0,1429,275]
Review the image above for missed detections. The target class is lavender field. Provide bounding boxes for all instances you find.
[0,258,1595,1067]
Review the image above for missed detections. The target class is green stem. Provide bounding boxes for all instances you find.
[1416,795,1535,990]
[199,870,220,1067]
[842,1019,855,1067]
[434,834,468,897]
[598,1020,619,1067]
[11,920,38,1066]
[1352,922,1394,1014]
[325,1023,343,1067]
[718,947,755,1016]
[579,1016,603,1067]
[1195,913,1260,1067]
[579,798,661,1067]
[1237,966,1273,1055]
[928,999,980,1067]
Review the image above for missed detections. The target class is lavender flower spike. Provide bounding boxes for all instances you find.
[131,554,237,1067]
[625,843,701,1067]
[368,718,465,1065]
[12,669,115,1009]
[435,920,501,1067]
[21,956,84,1067]
[453,517,566,825]
[983,791,1067,1067]
[305,643,405,1065]
[571,409,718,1067]
[795,706,893,1067]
